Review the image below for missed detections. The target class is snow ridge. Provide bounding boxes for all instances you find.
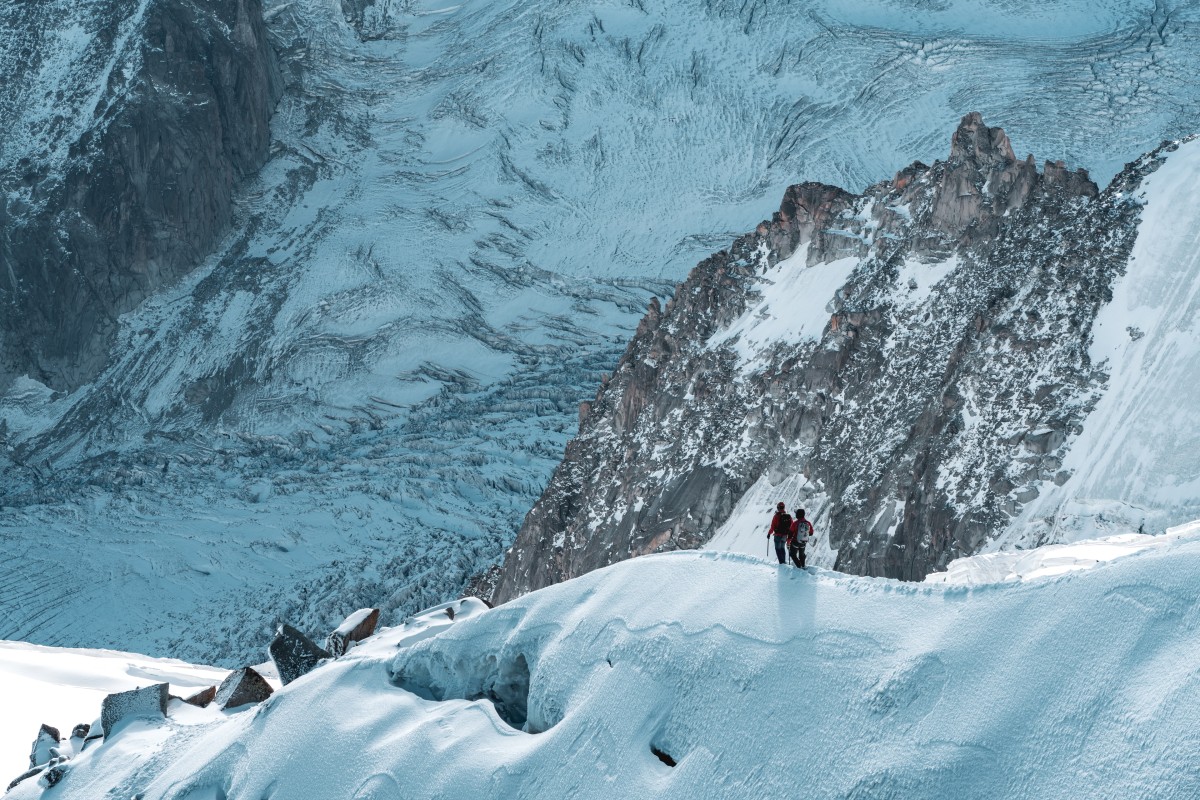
[9,531,1200,798]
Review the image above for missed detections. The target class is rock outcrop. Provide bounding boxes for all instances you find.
[181,686,217,708]
[28,723,60,768]
[100,683,169,737]
[0,0,282,391]
[269,624,331,685]
[215,666,274,709]
[492,114,1167,601]
[326,608,381,657]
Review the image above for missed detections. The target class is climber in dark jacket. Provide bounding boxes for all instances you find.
[767,502,793,564]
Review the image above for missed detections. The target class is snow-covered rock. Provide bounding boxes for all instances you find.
[8,531,1200,798]
[99,684,169,738]
[325,607,380,657]
[26,725,59,770]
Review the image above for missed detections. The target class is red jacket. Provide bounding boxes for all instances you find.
[769,512,792,537]
[789,518,814,544]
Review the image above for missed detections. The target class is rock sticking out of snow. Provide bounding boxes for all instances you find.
[39,757,70,788]
[214,668,274,710]
[28,724,59,768]
[269,624,330,685]
[325,608,380,657]
[6,766,42,792]
[99,684,168,738]
[181,686,216,708]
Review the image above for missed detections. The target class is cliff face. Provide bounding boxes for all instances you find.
[0,0,281,391]
[492,113,1168,602]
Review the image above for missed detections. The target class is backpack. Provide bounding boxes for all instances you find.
[773,512,793,537]
[794,518,813,545]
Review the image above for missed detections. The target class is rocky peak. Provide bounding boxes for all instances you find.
[489,115,1165,604]
[949,111,1017,167]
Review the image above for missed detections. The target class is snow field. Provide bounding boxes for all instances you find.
[13,532,1200,799]
[0,643,231,783]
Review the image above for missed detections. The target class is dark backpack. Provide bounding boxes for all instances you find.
[773,512,793,536]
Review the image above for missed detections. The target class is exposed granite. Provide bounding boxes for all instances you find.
[0,0,282,391]
[492,114,1170,601]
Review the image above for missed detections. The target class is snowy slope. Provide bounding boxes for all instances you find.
[0,642,231,783]
[9,530,1200,799]
[6,0,1200,664]
[1011,137,1200,544]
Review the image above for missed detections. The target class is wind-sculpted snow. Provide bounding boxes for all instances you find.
[10,535,1200,798]
[5,0,1200,662]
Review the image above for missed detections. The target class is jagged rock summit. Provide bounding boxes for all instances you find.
[492,113,1188,602]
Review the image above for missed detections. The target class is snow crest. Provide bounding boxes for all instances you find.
[9,536,1200,798]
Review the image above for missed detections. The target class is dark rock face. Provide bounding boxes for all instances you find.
[0,0,282,391]
[269,624,331,685]
[215,666,274,709]
[29,723,60,768]
[100,683,169,737]
[182,685,217,707]
[325,608,380,657]
[492,114,1169,602]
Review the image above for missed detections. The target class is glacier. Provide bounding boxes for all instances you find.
[5,0,1200,664]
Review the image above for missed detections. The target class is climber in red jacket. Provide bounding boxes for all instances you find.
[788,509,814,569]
[767,502,793,564]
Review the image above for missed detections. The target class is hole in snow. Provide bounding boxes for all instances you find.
[650,744,677,767]
[393,650,544,733]
[471,652,530,730]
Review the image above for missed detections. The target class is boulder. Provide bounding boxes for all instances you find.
[29,723,60,767]
[85,720,103,747]
[40,757,70,788]
[100,684,169,737]
[69,723,90,741]
[182,686,217,707]
[270,624,331,684]
[42,762,69,786]
[215,667,274,709]
[325,608,380,657]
